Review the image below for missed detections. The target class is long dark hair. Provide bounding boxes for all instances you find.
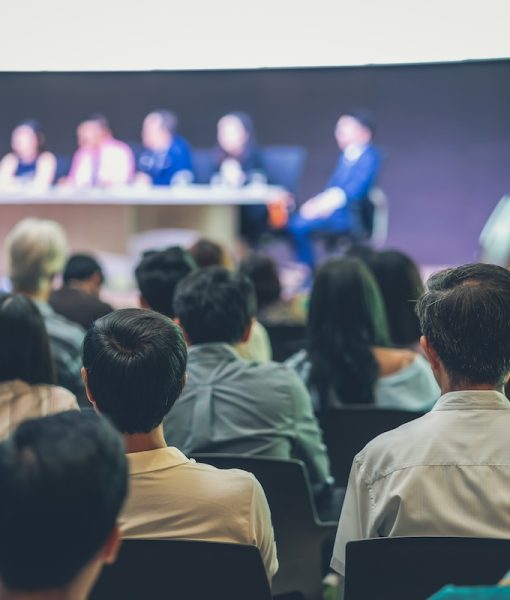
[0,293,55,385]
[307,258,391,407]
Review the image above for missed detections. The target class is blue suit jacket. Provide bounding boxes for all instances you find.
[138,135,193,185]
[326,143,380,203]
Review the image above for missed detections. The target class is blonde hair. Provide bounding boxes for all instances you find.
[5,218,68,293]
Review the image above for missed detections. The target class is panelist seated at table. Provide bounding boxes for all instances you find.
[64,114,135,188]
[289,110,381,267]
[136,110,194,186]
[0,120,56,190]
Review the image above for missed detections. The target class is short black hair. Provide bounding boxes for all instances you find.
[0,411,127,591]
[189,238,225,269]
[174,267,253,345]
[416,263,510,386]
[135,247,196,318]
[0,293,55,385]
[83,308,188,433]
[63,253,104,284]
[240,254,281,309]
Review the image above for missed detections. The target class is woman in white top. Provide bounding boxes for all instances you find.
[0,293,78,439]
[286,257,439,411]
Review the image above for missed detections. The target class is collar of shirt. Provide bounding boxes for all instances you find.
[432,390,510,412]
[187,343,241,363]
[33,300,56,318]
[127,446,191,475]
[343,143,368,162]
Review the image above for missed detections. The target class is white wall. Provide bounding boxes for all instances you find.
[0,0,509,70]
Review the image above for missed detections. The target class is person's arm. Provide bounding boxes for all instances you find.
[0,153,19,186]
[33,151,57,189]
[248,475,279,583]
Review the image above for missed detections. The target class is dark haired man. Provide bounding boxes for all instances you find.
[82,308,277,581]
[166,267,333,500]
[331,263,510,581]
[0,411,127,600]
[136,110,193,186]
[50,253,113,329]
[134,246,197,318]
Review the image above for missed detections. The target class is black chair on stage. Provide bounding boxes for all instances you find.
[90,539,271,600]
[264,323,307,362]
[317,406,425,487]
[191,454,337,600]
[260,146,307,195]
[344,537,510,600]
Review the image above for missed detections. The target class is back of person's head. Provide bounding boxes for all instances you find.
[63,253,104,285]
[83,308,187,434]
[134,247,196,318]
[0,293,55,386]
[308,257,391,406]
[174,267,254,345]
[5,218,67,294]
[416,263,510,387]
[0,411,127,593]
[188,238,233,270]
[240,253,282,310]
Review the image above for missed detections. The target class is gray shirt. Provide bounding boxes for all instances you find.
[164,343,333,489]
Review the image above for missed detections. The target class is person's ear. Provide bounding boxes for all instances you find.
[100,527,122,566]
[240,318,255,344]
[139,295,150,309]
[81,367,97,410]
[420,336,440,372]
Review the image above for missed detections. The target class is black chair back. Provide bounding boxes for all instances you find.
[260,146,307,194]
[191,454,336,600]
[345,537,510,600]
[90,539,271,600]
[265,324,307,362]
[318,406,425,487]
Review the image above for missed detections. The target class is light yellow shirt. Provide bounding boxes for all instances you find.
[120,446,278,580]
[331,390,510,575]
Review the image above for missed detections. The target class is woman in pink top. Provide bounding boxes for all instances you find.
[0,293,78,439]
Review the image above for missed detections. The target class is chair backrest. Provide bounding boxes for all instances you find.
[191,454,329,600]
[90,539,271,600]
[368,186,389,247]
[345,537,510,600]
[318,407,424,487]
[264,323,307,362]
[259,146,307,194]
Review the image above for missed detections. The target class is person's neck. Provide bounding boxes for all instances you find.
[441,382,504,394]
[124,425,167,454]
[67,280,96,297]
[22,288,50,304]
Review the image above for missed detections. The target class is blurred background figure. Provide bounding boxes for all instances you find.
[188,238,235,270]
[289,110,381,267]
[0,293,78,440]
[65,114,135,187]
[136,109,194,186]
[286,257,438,411]
[214,112,269,243]
[50,253,113,330]
[0,120,56,190]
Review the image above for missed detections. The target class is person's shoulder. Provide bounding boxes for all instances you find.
[185,460,259,497]
[37,384,79,410]
[374,346,416,377]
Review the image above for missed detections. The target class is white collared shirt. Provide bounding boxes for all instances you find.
[331,390,510,575]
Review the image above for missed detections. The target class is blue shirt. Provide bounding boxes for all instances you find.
[137,135,193,185]
[326,143,380,203]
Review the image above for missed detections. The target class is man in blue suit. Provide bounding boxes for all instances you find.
[290,111,380,267]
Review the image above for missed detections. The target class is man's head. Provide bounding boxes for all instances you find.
[174,267,255,346]
[142,110,177,151]
[63,253,105,297]
[82,308,187,434]
[77,115,111,150]
[5,218,68,298]
[135,247,196,318]
[335,110,374,151]
[0,411,127,595]
[416,263,510,390]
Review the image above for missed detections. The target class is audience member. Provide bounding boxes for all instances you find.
[135,246,196,318]
[189,238,234,270]
[165,267,333,497]
[286,258,438,410]
[66,114,134,187]
[137,110,193,185]
[0,411,127,600]
[240,253,306,326]
[0,120,56,190]
[331,263,510,583]
[5,218,86,401]
[289,110,380,267]
[50,253,113,329]
[82,308,278,580]
[0,293,78,439]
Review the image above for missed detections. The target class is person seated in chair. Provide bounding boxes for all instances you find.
[83,309,278,581]
[0,411,128,600]
[289,110,380,267]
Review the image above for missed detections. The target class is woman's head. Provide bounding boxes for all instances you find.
[307,257,391,406]
[217,112,254,158]
[0,294,55,385]
[11,121,45,162]
[240,254,281,310]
